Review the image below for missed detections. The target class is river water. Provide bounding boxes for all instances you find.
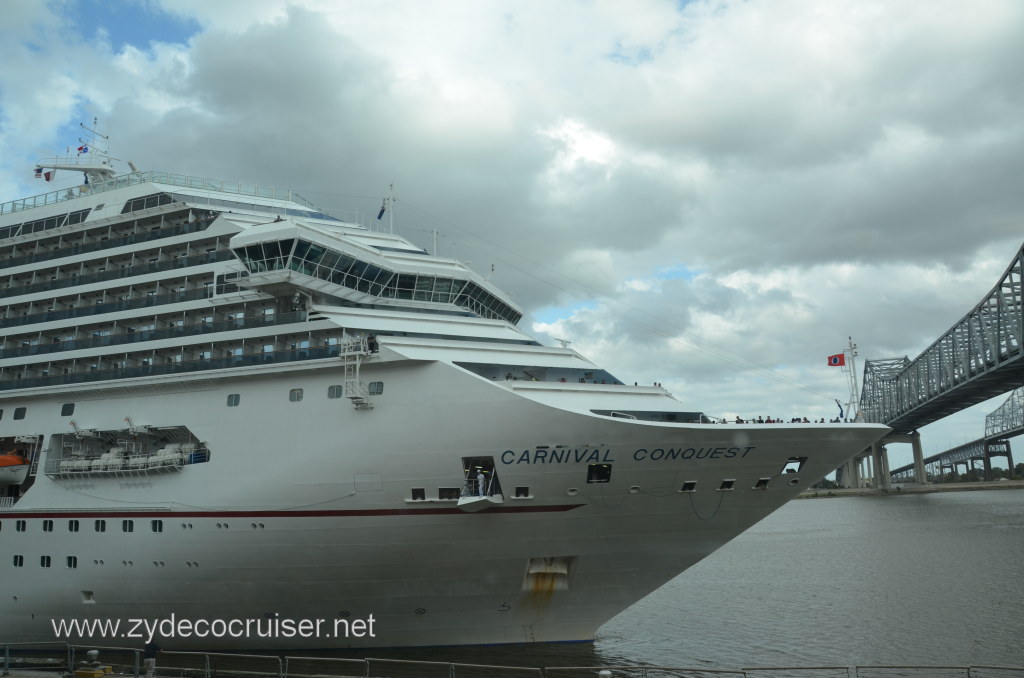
[367,489,1024,670]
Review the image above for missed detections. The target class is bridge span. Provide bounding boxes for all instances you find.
[889,384,1023,482]
[840,241,1024,489]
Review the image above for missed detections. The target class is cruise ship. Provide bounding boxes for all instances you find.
[0,137,889,650]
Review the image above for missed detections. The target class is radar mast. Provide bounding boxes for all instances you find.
[33,118,134,187]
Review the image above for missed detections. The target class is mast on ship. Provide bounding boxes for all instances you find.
[33,118,136,188]
[844,336,861,421]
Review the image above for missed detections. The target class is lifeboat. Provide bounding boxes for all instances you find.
[0,453,30,485]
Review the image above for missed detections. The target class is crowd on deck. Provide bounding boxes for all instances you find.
[723,416,852,424]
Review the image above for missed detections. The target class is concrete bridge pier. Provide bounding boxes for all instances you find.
[838,458,861,488]
[983,441,1014,481]
[911,431,928,485]
[871,442,891,490]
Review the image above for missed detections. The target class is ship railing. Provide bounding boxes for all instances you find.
[3,646,1024,678]
[364,657,543,678]
[282,656,369,678]
[0,170,333,220]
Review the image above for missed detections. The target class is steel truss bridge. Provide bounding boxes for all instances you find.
[860,241,1024,434]
[891,437,1014,481]
[890,385,1022,480]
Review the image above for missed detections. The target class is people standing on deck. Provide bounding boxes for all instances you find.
[477,470,486,496]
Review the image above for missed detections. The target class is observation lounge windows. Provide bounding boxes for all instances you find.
[433,278,454,303]
[232,237,523,324]
[394,274,416,300]
[120,192,174,214]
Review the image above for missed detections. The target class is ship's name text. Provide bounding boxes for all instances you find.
[500,446,756,465]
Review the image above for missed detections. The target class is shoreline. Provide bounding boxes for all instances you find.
[800,479,1024,498]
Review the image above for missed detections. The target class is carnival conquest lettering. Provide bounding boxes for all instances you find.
[633,446,754,461]
[500,446,756,464]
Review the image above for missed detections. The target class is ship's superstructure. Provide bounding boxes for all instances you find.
[0,141,889,649]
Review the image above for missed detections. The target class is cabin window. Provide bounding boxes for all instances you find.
[67,556,78,569]
[226,393,240,407]
[151,520,163,533]
[327,385,344,399]
[754,478,771,489]
[43,520,54,532]
[782,457,807,474]
[410,488,425,501]
[122,520,134,533]
[680,481,697,493]
[13,555,24,567]
[61,403,75,416]
[438,487,461,500]
[68,520,80,532]
[368,381,384,395]
[514,486,530,498]
[587,464,612,484]
[41,556,52,568]
[14,407,26,420]
[16,520,26,532]
[94,520,106,532]
[0,409,3,420]
[289,388,304,402]
[718,479,736,491]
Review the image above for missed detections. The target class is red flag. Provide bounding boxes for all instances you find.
[827,354,845,367]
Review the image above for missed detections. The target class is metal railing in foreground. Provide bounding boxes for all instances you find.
[2,645,1023,678]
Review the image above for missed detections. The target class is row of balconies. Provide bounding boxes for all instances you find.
[0,245,233,300]
[0,332,346,392]
[0,271,220,329]
[0,307,301,360]
[0,206,207,268]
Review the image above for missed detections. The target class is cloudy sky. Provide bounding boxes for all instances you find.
[3,0,1023,468]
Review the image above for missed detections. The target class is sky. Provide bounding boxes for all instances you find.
[2,0,1023,470]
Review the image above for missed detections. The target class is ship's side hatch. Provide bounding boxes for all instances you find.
[457,456,504,512]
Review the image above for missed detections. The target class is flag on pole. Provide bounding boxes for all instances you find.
[44,169,56,182]
[34,167,43,178]
[78,145,89,154]
[827,353,845,367]
[377,200,386,220]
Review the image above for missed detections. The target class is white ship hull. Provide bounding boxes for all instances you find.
[1,357,886,649]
